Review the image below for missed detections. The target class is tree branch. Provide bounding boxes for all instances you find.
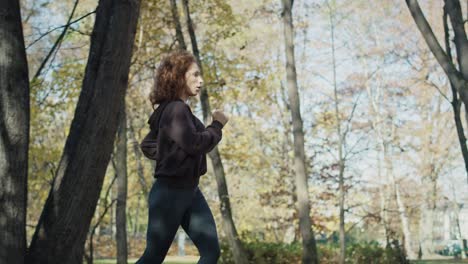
[406,0,465,90]
[26,9,96,50]
[31,0,82,81]
[445,0,468,78]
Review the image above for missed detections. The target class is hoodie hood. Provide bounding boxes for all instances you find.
[147,101,170,131]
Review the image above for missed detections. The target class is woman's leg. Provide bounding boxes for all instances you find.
[181,187,220,264]
[135,181,195,264]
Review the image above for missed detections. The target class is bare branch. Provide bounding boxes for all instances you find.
[406,0,465,90]
[31,0,81,81]
[26,9,96,50]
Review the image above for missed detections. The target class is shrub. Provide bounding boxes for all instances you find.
[219,240,301,264]
[219,239,409,264]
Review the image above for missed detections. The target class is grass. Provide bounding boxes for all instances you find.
[93,256,198,264]
[411,260,468,264]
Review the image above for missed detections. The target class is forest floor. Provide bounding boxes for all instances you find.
[93,256,198,264]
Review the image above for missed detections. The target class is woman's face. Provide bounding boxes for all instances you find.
[184,62,203,97]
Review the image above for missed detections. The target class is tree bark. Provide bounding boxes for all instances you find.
[115,101,128,264]
[281,1,318,263]
[0,1,30,263]
[26,0,141,263]
[181,1,249,263]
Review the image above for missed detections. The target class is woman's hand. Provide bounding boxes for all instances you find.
[212,109,229,126]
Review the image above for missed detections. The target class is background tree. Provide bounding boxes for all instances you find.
[115,99,128,264]
[406,0,468,183]
[26,0,141,263]
[181,1,249,263]
[281,0,319,263]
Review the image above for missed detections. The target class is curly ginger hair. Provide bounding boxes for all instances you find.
[149,50,198,109]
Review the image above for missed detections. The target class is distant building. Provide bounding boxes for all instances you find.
[431,196,467,253]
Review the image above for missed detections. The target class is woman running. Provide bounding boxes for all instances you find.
[135,50,228,264]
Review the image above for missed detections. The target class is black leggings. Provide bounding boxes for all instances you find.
[135,179,220,264]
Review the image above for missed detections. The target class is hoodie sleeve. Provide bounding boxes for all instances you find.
[164,101,223,155]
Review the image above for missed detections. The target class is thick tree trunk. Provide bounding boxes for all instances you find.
[0,1,30,263]
[116,101,128,264]
[26,0,141,263]
[281,1,318,263]
[181,1,249,263]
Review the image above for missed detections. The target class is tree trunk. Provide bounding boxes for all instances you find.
[133,194,141,238]
[338,164,346,264]
[377,151,390,247]
[327,2,346,261]
[454,203,467,259]
[419,205,434,256]
[181,1,249,263]
[275,82,297,245]
[406,0,468,183]
[95,202,101,236]
[116,101,128,264]
[385,129,416,259]
[177,229,186,256]
[380,185,390,246]
[128,121,149,198]
[170,0,186,50]
[281,1,318,263]
[110,185,115,237]
[0,1,29,263]
[395,183,415,259]
[442,4,468,183]
[362,35,415,257]
[26,0,141,263]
